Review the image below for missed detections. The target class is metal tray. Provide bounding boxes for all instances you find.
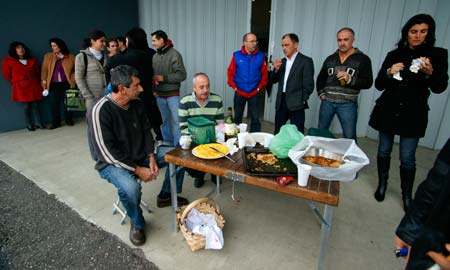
[299,147,344,167]
[242,146,297,176]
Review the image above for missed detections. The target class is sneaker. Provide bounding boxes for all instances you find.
[27,125,36,131]
[157,196,189,208]
[194,177,205,188]
[129,225,146,246]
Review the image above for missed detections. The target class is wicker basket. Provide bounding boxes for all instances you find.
[176,197,225,251]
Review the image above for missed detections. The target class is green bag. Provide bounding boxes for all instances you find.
[269,124,304,158]
[188,117,216,145]
[308,128,335,138]
[65,89,86,112]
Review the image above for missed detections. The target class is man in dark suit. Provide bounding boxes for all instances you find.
[272,33,314,134]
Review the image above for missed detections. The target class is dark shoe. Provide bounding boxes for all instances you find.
[374,156,390,202]
[194,177,205,188]
[157,196,189,208]
[33,124,42,129]
[129,225,146,246]
[400,166,415,212]
[27,125,36,131]
[65,119,74,126]
[46,124,60,130]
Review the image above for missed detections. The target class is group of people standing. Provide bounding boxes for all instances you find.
[1,33,127,130]
[2,13,449,269]
[230,15,448,216]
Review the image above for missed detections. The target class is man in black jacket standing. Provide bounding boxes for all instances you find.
[316,28,373,140]
[272,33,314,134]
[106,28,163,145]
[395,138,450,269]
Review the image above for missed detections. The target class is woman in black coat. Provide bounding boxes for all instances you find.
[369,14,448,211]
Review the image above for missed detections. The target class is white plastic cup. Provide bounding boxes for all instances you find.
[238,123,248,133]
[297,164,312,187]
[237,132,248,149]
[179,135,191,150]
[42,89,49,96]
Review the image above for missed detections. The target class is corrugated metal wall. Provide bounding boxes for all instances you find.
[138,0,250,109]
[268,0,450,149]
[139,0,450,149]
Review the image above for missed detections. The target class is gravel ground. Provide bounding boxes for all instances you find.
[0,161,159,270]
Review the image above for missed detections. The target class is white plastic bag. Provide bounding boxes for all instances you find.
[288,136,370,181]
[185,208,224,250]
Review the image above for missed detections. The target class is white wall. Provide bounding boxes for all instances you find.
[139,0,250,110]
[139,0,450,149]
[268,0,450,149]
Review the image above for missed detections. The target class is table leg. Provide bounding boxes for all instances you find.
[215,176,220,194]
[317,204,334,270]
[169,163,178,232]
[204,175,221,197]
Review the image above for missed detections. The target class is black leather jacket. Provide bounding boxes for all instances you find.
[396,138,450,269]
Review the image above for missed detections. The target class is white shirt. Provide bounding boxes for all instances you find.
[282,51,298,93]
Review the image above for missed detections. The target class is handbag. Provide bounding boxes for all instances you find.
[65,88,86,112]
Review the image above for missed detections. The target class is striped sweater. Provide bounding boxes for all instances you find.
[178,92,224,135]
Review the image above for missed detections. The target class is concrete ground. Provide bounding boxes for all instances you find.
[0,120,439,270]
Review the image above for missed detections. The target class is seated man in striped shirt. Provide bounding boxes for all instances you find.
[179,72,224,187]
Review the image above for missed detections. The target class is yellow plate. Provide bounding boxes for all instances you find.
[192,143,229,159]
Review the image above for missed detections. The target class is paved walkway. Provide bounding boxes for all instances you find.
[0,161,158,270]
[0,121,440,269]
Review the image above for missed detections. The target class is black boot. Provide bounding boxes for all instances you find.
[374,156,390,202]
[24,102,35,131]
[400,166,415,212]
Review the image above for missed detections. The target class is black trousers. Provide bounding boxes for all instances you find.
[274,93,305,134]
[143,94,163,141]
[49,82,72,126]
[24,101,40,126]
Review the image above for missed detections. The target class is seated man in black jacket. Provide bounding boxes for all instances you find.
[87,65,187,246]
[395,137,450,269]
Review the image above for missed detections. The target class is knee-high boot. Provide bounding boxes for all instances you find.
[374,156,390,202]
[400,166,415,211]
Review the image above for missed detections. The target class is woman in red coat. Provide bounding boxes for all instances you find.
[2,41,43,131]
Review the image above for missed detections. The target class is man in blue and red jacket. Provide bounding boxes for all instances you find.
[227,33,268,132]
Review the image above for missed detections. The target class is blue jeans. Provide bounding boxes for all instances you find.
[234,93,261,132]
[156,96,181,146]
[99,164,145,229]
[318,99,357,140]
[377,132,419,170]
[98,148,185,229]
[157,146,185,194]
